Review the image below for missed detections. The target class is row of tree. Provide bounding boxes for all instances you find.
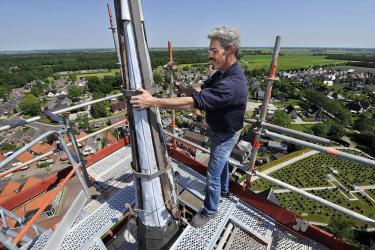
[325,53,375,68]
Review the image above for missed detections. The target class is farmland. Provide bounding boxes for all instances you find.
[240,54,347,70]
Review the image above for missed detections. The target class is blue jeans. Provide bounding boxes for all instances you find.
[202,131,240,216]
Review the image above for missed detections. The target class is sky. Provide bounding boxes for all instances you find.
[0,0,374,51]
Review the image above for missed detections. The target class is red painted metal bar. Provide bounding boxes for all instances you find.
[245,36,281,190]
[0,139,128,212]
[13,168,76,244]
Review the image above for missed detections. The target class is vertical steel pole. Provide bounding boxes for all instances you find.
[167,41,177,143]
[62,115,92,188]
[107,3,123,80]
[244,36,281,190]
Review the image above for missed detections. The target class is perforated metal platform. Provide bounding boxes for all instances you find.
[224,226,267,250]
[23,146,328,250]
[171,163,276,250]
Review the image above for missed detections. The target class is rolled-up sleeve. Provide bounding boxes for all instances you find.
[191,78,234,111]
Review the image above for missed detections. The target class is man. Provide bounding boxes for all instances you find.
[131,26,248,227]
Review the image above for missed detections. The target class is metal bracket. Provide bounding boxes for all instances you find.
[131,162,171,180]
[123,89,142,97]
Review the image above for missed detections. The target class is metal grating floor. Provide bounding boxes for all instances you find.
[171,163,275,250]
[224,226,267,250]
[23,146,328,250]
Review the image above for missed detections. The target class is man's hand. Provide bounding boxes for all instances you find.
[130,88,155,109]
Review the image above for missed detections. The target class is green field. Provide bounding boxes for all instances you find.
[240,54,347,70]
[76,68,120,78]
[288,123,315,133]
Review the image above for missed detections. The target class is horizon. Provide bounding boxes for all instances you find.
[1,46,375,53]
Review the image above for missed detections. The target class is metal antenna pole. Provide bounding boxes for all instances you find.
[167,41,177,143]
[244,36,281,190]
[113,1,179,249]
[107,2,123,79]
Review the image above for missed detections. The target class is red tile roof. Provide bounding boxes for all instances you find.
[0,181,20,196]
[23,176,41,190]
[15,151,34,163]
[30,143,54,155]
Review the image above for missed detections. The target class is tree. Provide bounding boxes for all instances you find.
[269,110,291,128]
[312,122,331,137]
[328,215,354,241]
[0,84,9,100]
[76,113,91,132]
[312,121,345,139]
[244,110,253,119]
[91,103,108,118]
[19,94,41,116]
[31,83,44,97]
[68,85,83,101]
[328,123,345,138]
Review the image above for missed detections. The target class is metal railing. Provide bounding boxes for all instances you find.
[0,118,127,178]
[0,93,123,133]
[0,105,128,248]
[0,85,374,249]
[165,131,375,226]
[0,130,90,197]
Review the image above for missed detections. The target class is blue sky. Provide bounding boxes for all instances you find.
[0,0,374,51]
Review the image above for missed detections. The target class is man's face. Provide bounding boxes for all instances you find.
[208,39,228,72]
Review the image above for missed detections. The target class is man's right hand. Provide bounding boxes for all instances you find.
[130,88,155,109]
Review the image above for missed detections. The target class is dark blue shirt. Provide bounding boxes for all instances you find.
[191,63,248,136]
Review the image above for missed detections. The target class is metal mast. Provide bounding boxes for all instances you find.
[113,0,179,249]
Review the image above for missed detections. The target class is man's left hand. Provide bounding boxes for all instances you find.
[130,88,155,109]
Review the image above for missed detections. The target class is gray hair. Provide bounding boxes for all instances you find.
[208,26,241,52]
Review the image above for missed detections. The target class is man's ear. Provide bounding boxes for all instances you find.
[228,46,237,56]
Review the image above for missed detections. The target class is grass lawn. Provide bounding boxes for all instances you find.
[240,54,347,71]
[76,68,120,78]
[258,148,311,172]
[288,123,315,133]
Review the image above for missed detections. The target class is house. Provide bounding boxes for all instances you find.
[25,80,37,91]
[47,92,55,99]
[305,105,324,120]
[230,147,248,163]
[326,91,345,101]
[48,95,72,112]
[7,130,25,147]
[182,131,209,147]
[237,140,252,153]
[323,79,333,86]
[189,123,210,136]
[15,152,34,164]
[283,105,298,119]
[365,85,375,94]
[30,143,55,156]
[110,102,126,113]
[23,127,38,143]
[346,101,371,114]
[267,140,288,153]
[0,177,61,227]
[176,140,201,157]
[109,115,127,125]
[162,117,172,126]
[253,89,265,100]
